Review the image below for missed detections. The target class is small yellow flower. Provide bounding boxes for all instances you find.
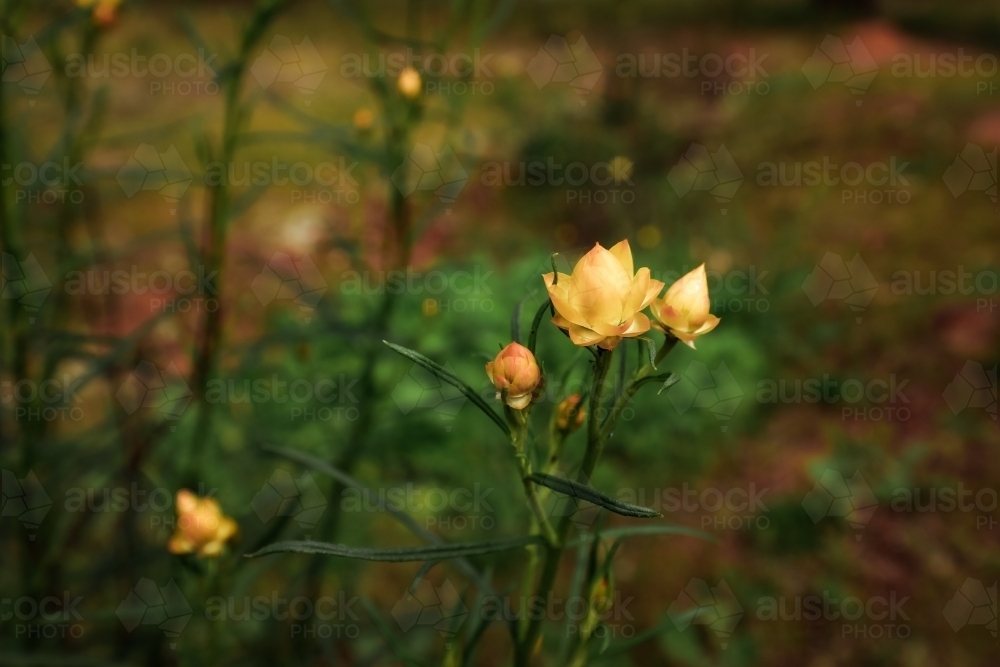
[168,490,238,558]
[397,67,422,98]
[353,107,374,130]
[76,0,122,26]
[555,394,586,432]
[651,264,720,348]
[486,343,541,410]
[543,241,664,350]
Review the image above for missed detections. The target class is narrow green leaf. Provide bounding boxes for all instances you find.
[637,337,657,369]
[526,298,551,355]
[527,473,661,519]
[261,444,501,598]
[565,524,718,547]
[657,373,681,395]
[511,292,534,344]
[246,536,543,561]
[384,341,509,436]
[408,559,440,593]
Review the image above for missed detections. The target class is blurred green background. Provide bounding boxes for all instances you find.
[1,0,998,665]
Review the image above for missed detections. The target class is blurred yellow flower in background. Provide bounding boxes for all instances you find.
[486,342,541,409]
[651,264,720,348]
[76,0,122,26]
[168,490,238,558]
[397,67,422,98]
[543,241,663,350]
[353,107,374,130]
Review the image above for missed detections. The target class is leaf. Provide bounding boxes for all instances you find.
[565,524,718,547]
[637,337,657,369]
[657,373,681,395]
[511,292,534,344]
[527,473,661,519]
[246,536,543,561]
[526,298,551,355]
[261,445,501,598]
[384,341,509,436]
[408,559,440,593]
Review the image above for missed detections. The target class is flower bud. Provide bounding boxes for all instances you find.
[168,490,238,558]
[397,67,422,98]
[486,343,541,410]
[651,264,720,348]
[555,394,586,432]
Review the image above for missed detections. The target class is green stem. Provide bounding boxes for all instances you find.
[509,414,557,546]
[515,349,614,666]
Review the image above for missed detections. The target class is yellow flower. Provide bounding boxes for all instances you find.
[397,67,422,98]
[353,107,373,130]
[555,394,586,432]
[168,490,238,558]
[651,264,720,348]
[76,0,122,26]
[486,342,541,410]
[543,241,664,350]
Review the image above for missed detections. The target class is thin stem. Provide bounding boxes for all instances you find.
[515,348,614,666]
